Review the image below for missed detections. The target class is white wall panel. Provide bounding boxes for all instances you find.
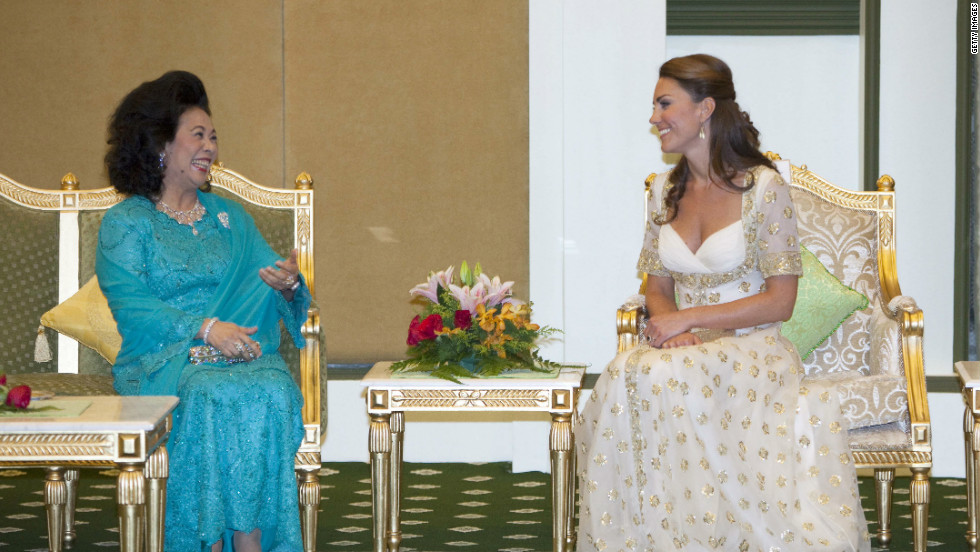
[666,36,861,189]
[880,0,957,378]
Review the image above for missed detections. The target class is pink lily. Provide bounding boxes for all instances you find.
[409,273,441,303]
[449,282,487,313]
[478,273,514,307]
[435,266,455,289]
[409,266,456,304]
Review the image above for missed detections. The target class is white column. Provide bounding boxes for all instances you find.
[879,0,959,478]
[522,0,665,472]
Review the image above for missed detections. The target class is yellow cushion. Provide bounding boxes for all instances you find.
[41,276,121,363]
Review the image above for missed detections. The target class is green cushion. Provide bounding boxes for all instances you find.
[783,246,869,360]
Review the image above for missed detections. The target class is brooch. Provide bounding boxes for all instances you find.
[218,212,230,229]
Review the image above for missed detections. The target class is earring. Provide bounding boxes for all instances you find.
[200,165,213,192]
[158,152,167,169]
[698,122,706,140]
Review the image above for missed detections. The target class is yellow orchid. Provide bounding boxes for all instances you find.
[436,325,464,336]
[498,302,539,331]
[476,304,504,333]
[482,332,514,357]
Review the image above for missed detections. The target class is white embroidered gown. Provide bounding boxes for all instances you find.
[575,167,870,552]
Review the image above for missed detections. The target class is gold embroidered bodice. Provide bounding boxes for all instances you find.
[637,165,803,334]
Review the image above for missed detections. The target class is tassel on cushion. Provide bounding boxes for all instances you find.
[34,325,52,363]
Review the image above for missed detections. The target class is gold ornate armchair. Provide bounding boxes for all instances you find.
[616,155,931,551]
[0,164,325,552]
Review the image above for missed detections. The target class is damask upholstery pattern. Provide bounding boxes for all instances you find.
[791,187,878,377]
[869,296,905,378]
[805,370,909,430]
[790,187,911,440]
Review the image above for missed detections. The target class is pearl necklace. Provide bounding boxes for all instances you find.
[158,199,206,235]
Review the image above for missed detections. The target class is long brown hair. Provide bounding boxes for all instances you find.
[656,54,773,223]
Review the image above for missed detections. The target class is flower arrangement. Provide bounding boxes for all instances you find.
[391,262,560,382]
[0,374,32,411]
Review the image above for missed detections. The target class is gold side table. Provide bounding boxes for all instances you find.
[362,361,585,552]
[0,395,178,552]
[959,361,980,551]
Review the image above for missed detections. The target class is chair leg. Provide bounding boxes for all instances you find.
[910,467,931,552]
[64,469,79,547]
[297,467,320,552]
[874,468,895,546]
[45,467,67,552]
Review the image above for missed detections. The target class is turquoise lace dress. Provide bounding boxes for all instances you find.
[96,191,311,551]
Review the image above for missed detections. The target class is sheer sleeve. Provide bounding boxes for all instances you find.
[636,173,672,277]
[752,168,803,278]
[238,207,312,347]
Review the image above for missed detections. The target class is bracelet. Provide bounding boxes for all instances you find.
[289,277,301,291]
[201,317,218,345]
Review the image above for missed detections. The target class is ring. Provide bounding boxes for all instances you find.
[235,342,244,352]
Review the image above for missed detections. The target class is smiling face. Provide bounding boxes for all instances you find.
[650,77,710,157]
[161,107,217,193]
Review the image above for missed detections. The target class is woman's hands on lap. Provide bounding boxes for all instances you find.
[657,331,703,349]
[644,309,696,348]
[203,321,262,361]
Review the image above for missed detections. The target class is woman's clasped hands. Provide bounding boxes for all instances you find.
[643,310,703,349]
[204,320,263,361]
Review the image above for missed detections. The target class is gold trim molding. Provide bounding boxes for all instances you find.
[389,388,553,410]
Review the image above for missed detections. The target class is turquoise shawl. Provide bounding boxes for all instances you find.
[96,191,310,396]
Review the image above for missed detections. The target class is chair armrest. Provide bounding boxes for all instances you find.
[299,305,322,433]
[884,295,930,447]
[617,294,646,353]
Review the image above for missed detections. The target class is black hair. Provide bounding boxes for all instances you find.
[105,70,210,198]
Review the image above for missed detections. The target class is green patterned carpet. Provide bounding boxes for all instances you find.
[0,463,969,551]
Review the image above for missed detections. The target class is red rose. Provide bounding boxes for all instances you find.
[418,314,442,340]
[454,310,472,330]
[407,316,423,346]
[5,385,31,409]
[0,374,6,386]
[407,314,442,346]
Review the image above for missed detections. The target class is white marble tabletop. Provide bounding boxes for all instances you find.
[0,396,178,432]
[361,361,586,389]
[957,361,980,390]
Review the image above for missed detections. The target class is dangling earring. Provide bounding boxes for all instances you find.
[200,165,213,193]
[158,152,167,169]
[698,122,706,140]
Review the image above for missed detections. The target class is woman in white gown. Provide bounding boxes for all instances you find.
[575,54,870,552]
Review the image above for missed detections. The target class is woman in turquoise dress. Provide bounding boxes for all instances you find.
[96,71,311,551]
